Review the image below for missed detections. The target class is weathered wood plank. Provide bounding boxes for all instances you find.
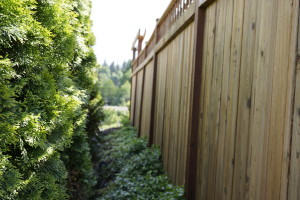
[265,0,297,199]
[221,0,244,199]
[154,48,168,147]
[134,70,144,133]
[289,64,300,200]
[206,0,227,198]
[247,0,278,198]
[169,39,177,180]
[177,22,195,186]
[140,61,154,138]
[162,41,172,174]
[131,0,299,199]
[287,1,300,199]
[173,31,184,185]
[148,22,159,147]
[232,0,258,199]
[214,0,234,198]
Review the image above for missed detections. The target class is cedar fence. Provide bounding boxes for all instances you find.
[130,0,300,199]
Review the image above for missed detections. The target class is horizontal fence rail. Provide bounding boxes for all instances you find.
[130,0,300,199]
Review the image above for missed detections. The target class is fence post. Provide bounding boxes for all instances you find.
[130,31,140,127]
[132,48,137,60]
[137,68,146,137]
[185,2,206,200]
[148,19,160,146]
[130,64,138,127]
[129,64,133,125]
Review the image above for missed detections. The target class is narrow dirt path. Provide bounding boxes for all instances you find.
[89,127,120,199]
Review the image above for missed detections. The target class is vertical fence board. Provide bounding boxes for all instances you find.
[205,0,227,198]
[289,62,300,200]
[140,60,154,138]
[288,1,300,199]
[130,0,299,199]
[247,0,279,198]
[134,70,144,132]
[167,38,176,181]
[162,40,173,174]
[177,22,194,185]
[154,21,196,185]
[172,32,184,185]
[154,48,168,147]
[221,0,245,199]
[130,75,137,124]
[265,0,298,199]
[214,0,234,198]
[232,0,258,198]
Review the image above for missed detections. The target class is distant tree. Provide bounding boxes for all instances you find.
[118,81,131,104]
[102,60,108,67]
[120,62,131,86]
[101,79,118,105]
[109,62,116,74]
[99,60,131,105]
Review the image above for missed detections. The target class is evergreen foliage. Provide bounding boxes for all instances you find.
[0,0,103,199]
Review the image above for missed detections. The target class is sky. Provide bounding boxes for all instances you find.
[91,0,170,65]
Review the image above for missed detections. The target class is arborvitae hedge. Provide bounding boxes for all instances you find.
[0,0,103,199]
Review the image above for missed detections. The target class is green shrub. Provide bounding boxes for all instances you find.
[96,127,184,200]
[0,0,102,199]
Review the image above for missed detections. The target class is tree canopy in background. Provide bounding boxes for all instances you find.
[98,61,131,106]
[0,0,103,199]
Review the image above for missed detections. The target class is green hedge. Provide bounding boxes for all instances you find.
[0,0,103,199]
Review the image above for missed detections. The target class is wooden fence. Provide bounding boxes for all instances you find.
[130,0,300,199]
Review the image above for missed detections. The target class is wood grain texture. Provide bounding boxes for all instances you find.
[194,0,299,199]
[288,1,300,199]
[214,0,234,198]
[232,0,257,198]
[289,65,300,200]
[265,0,298,199]
[134,70,144,133]
[154,22,195,185]
[129,0,299,199]
[140,60,154,138]
[205,0,226,198]
[153,47,168,148]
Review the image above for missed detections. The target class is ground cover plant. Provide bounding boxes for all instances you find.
[93,127,184,200]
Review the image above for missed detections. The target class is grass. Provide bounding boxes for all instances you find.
[100,106,130,130]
